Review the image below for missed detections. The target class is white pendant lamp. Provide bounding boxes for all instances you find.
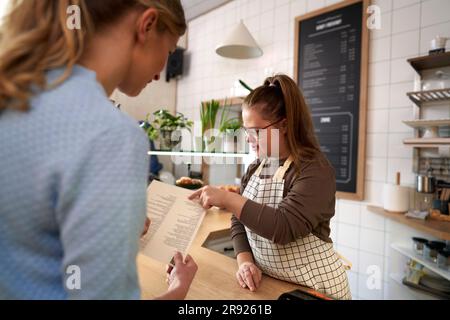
[215,20,263,59]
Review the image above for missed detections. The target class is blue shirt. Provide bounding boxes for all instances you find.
[0,65,149,299]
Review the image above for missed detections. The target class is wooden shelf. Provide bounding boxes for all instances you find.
[407,88,450,106]
[389,274,442,300]
[408,52,450,73]
[367,206,450,240]
[403,119,450,128]
[391,243,450,282]
[402,278,450,299]
[403,138,450,148]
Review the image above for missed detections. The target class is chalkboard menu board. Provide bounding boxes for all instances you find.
[295,0,369,200]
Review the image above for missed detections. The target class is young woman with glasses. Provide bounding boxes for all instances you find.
[189,75,351,300]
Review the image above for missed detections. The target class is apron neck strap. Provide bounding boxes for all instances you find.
[273,156,294,181]
[254,158,267,177]
[254,156,294,181]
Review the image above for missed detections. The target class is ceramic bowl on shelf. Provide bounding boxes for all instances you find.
[430,36,449,51]
[421,126,440,139]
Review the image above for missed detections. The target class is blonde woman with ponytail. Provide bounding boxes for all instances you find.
[190,75,351,300]
[0,0,197,299]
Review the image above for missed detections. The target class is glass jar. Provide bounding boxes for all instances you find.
[437,249,450,270]
[424,241,447,263]
[412,237,429,255]
[422,71,450,91]
[413,192,434,212]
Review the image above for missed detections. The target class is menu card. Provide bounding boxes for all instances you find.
[140,180,206,265]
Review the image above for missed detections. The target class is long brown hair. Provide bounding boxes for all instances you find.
[0,0,186,112]
[243,74,324,171]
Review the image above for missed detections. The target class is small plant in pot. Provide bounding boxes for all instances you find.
[220,118,242,153]
[218,99,242,153]
[200,100,220,152]
[145,110,193,151]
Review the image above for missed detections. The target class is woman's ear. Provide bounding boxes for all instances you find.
[136,8,159,43]
[281,119,288,135]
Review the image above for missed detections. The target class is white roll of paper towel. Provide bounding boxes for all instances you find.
[382,172,410,213]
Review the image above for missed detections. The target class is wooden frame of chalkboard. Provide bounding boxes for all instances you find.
[294,0,369,201]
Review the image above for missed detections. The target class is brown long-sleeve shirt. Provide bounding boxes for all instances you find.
[231,153,336,255]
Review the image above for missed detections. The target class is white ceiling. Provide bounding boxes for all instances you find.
[181,0,233,21]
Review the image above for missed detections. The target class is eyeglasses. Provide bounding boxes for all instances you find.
[243,118,284,139]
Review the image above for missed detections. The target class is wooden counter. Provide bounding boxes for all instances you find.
[137,209,300,300]
[367,205,450,241]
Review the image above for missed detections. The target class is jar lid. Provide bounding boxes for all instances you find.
[426,241,446,249]
[412,237,428,244]
[438,249,450,258]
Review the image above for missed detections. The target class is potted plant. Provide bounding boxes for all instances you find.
[239,79,253,92]
[220,118,242,153]
[144,110,193,151]
[217,99,243,153]
[200,100,220,152]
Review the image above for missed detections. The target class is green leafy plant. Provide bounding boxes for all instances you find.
[140,120,157,141]
[239,79,253,92]
[200,100,220,135]
[145,109,193,141]
[218,98,242,133]
[142,121,159,141]
[200,99,222,152]
[218,98,231,132]
[220,118,242,133]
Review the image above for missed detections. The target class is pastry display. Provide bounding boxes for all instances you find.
[176,177,204,190]
[218,185,240,194]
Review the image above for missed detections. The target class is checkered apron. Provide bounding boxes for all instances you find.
[242,157,351,300]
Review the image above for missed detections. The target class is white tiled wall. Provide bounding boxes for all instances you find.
[176,0,450,299]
